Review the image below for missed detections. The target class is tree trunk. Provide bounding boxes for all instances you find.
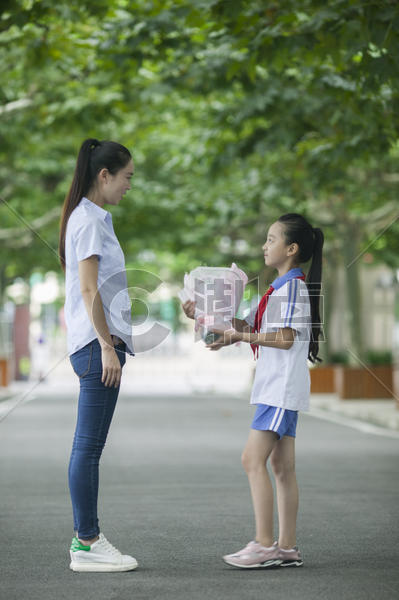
[342,227,365,363]
[0,265,5,309]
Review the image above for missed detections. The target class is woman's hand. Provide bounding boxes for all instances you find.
[205,328,241,351]
[182,300,195,319]
[101,345,122,387]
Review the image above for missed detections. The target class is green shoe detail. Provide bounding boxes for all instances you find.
[70,537,91,552]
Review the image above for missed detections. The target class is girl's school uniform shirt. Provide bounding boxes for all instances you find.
[64,196,134,357]
[245,268,311,412]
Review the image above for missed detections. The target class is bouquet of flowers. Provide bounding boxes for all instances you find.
[178,263,248,343]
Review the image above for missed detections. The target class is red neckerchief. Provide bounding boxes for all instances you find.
[251,274,306,359]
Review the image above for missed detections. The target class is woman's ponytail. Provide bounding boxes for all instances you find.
[69,138,100,207]
[278,214,324,363]
[58,138,131,273]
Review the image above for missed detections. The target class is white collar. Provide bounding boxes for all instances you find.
[81,196,110,221]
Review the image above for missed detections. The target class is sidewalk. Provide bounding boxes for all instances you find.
[1,347,398,434]
[310,393,399,435]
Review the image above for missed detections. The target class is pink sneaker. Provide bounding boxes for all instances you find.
[223,541,303,569]
[277,546,303,567]
[223,541,280,568]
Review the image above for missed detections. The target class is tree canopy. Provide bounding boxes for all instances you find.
[1,0,399,358]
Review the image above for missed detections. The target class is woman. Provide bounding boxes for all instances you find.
[58,138,137,572]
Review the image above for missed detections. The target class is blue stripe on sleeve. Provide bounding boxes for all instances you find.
[288,279,298,327]
[284,279,298,327]
[284,280,293,327]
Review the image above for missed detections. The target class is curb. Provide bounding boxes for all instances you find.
[0,391,17,404]
[308,407,399,439]
[310,394,399,434]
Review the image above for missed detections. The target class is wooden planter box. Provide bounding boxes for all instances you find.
[334,365,394,399]
[394,367,399,411]
[0,358,11,387]
[310,366,336,394]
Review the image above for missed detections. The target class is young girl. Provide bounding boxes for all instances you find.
[182,213,323,568]
[59,138,137,572]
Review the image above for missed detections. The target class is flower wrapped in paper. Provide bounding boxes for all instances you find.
[178,263,248,342]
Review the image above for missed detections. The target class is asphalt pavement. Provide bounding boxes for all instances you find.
[1,385,399,600]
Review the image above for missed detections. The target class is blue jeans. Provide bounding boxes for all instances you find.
[68,338,126,539]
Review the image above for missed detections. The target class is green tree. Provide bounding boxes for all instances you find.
[1,0,398,359]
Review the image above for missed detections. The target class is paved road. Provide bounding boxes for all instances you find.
[1,388,398,600]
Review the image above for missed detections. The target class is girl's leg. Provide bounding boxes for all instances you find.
[241,429,279,547]
[270,435,298,549]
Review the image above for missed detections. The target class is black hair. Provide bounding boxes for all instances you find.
[278,213,324,363]
[59,138,131,273]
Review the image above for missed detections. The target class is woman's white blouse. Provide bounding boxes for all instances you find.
[64,197,134,356]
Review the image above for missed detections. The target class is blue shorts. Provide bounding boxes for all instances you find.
[251,404,298,440]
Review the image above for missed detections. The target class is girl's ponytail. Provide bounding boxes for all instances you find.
[58,138,131,273]
[278,214,324,363]
[307,227,324,363]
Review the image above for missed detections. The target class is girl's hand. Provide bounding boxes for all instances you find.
[101,346,122,388]
[182,300,195,319]
[205,328,241,351]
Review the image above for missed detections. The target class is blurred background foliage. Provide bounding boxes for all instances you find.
[1,0,399,358]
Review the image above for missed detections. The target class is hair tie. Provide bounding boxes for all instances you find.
[90,140,100,151]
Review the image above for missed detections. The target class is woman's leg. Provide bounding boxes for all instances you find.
[68,383,120,541]
[270,435,298,549]
[68,342,125,541]
[241,429,279,547]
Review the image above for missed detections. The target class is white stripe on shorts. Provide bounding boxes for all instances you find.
[273,408,286,432]
[270,408,282,431]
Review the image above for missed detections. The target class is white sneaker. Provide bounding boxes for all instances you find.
[69,533,138,572]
